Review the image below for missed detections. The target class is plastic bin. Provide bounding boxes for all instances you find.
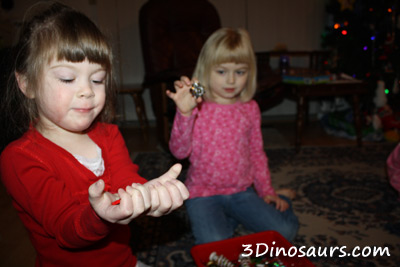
[191,230,315,266]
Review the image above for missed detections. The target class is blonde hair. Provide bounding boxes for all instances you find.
[193,27,257,102]
[6,2,115,136]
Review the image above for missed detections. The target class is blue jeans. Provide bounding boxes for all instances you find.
[185,187,299,244]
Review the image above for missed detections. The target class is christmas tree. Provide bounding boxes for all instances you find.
[322,0,399,90]
[320,0,400,141]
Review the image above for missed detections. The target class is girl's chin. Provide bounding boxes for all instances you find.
[74,122,95,132]
[63,121,96,133]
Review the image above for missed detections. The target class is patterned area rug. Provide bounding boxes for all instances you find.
[130,144,400,266]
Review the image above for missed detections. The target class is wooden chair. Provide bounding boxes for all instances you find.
[138,0,221,150]
[117,84,149,139]
[254,52,285,113]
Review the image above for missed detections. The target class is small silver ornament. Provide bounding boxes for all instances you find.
[190,82,205,98]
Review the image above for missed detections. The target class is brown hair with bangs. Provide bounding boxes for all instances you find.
[192,28,257,102]
[4,1,115,139]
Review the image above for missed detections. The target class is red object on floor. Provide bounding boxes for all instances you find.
[191,230,315,266]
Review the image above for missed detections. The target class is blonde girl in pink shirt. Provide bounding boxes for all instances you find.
[167,28,298,244]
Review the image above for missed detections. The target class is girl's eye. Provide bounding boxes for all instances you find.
[236,70,247,75]
[92,79,105,84]
[216,69,225,75]
[92,71,106,84]
[60,78,74,83]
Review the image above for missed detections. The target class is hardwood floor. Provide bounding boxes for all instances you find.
[119,116,368,153]
[0,117,375,266]
[264,116,365,148]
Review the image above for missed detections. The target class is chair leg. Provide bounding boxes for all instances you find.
[130,92,149,140]
[149,83,170,150]
[160,83,170,148]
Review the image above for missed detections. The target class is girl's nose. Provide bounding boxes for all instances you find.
[227,72,235,84]
[78,82,95,98]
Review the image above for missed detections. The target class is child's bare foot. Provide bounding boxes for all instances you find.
[276,188,296,200]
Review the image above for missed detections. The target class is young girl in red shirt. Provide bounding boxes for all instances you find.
[0,2,188,266]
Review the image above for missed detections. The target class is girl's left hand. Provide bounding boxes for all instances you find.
[88,179,151,224]
[263,195,289,212]
[144,164,190,217]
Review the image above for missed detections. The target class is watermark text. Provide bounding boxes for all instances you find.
[242,242,391,258]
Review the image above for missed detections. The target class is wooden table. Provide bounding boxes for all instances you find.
[287,79,369,152]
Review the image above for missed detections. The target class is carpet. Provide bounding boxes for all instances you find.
[130,144,400,266]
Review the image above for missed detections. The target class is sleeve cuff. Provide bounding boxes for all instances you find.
[75,204,110,242]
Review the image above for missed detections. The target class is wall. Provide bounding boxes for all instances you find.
[2,0,328,120]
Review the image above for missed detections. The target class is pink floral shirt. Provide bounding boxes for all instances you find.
[169,100,276,199]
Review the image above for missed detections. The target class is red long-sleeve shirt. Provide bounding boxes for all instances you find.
[0,123,146,266]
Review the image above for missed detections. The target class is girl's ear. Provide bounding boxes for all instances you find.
[15,72,35,99]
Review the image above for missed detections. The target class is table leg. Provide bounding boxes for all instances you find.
[352,94,363,147]
[296,95,305,153]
